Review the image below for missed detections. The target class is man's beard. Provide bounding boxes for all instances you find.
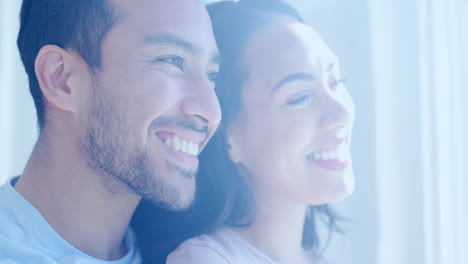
[82,86,197,211]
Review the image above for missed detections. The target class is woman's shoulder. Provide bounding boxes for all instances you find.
[166,228,237,264]
[166,241,231,263]
[166,228,334,264]
[166,228,271,264]
[313,255,338,264]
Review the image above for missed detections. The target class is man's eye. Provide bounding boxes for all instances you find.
[157,56,185,71]
[286,94,311,106]
[207,71,219,83]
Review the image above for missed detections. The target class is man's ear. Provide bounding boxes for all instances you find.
[35,45,80,113]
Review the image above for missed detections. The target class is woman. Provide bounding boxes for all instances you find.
[132,0,355,263]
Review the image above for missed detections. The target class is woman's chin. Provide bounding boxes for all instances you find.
[308,172,355,205]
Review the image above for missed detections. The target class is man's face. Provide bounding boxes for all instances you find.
[82,0,221,210]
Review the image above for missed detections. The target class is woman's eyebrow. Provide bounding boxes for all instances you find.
[272,72,315,94]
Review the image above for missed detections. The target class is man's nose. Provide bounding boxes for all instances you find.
[180,76,222,128]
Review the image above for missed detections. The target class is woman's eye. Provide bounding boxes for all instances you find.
[330,77,346,90]
[207,71,219,83]
[286,94,311,106]
[157,56,185,71]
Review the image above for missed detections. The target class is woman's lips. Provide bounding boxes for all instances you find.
[309,158,350,171]
[307,143,351,171]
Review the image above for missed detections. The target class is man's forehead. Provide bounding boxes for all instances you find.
[108,0,218,53]
[113,0,207,22]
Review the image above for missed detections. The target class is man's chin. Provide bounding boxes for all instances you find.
[142,173,197,211]
[144,188,196,211]
[165,195,196,212]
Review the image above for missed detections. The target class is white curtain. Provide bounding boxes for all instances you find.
[370,0,468,263]
[0,0,37,184]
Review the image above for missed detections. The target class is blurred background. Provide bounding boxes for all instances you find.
[1,0,467,263]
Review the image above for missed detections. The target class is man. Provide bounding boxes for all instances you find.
[0,0,221,263]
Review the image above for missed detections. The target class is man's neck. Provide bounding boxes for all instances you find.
[14,138,140,260]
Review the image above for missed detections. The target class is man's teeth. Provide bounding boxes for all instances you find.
[310,145,349,161]
[164,136,199,156]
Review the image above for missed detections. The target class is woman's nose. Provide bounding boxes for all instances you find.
[320,91,353,131]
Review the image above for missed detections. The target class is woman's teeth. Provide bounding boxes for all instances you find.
[164,135,199,156]
[310,144,349,161]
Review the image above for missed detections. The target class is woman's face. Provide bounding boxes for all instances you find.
[227,22,355,205]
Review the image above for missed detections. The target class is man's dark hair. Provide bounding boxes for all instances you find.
[17,0,121,130]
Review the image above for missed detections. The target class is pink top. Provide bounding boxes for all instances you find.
[166,228,327,264]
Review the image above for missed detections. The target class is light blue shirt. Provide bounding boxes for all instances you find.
[0,177,142,264]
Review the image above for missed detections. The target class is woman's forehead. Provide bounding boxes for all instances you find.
[245,22,338,80]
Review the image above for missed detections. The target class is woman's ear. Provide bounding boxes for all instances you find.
[35,45,78,113]
[226,130,243,164]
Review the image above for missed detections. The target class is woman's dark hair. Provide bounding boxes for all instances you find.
[132,1,341,263]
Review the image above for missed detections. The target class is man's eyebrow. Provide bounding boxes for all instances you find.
[143,33,220,65]
[143,33,199,54]
[272,72,315,94]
